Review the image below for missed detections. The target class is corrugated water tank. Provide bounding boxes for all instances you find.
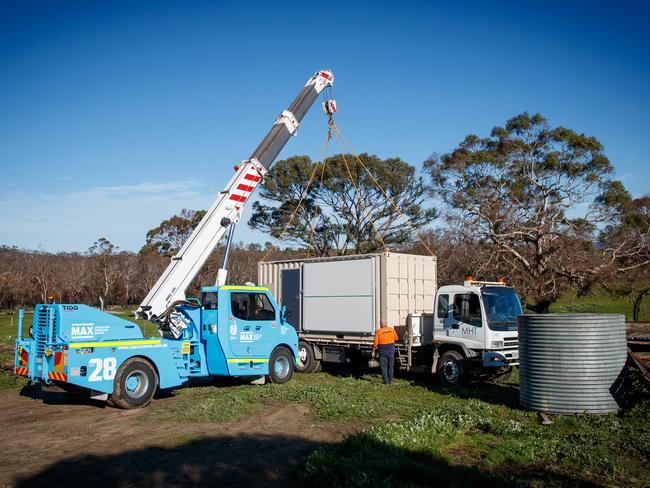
[518,313,627,414]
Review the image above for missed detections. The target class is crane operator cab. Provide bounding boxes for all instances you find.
[199,285,298,384]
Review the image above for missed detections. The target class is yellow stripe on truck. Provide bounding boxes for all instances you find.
[220,285,269,291]
[69,339,162,349]
[226,358,269,363]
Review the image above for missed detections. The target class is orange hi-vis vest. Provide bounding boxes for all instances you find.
[373,326,398,349]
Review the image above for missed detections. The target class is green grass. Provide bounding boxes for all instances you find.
[157,372,445,423]
[550,291,649,320]
[154,368,649,487]
[295,371,649,488]
[157,368,520,423]
[0,311,30,389]
[301,398,650,487]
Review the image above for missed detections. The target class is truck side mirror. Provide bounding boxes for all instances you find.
[280,305,287,324]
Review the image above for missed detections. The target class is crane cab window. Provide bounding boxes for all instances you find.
[231,293,276,321]
[453,293,483,327]
[202,292,218,310]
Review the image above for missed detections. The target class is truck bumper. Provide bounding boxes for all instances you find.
[482,351,516,368]
[15,338,67,384]
[15,338,38,380]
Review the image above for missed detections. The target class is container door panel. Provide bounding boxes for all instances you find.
[281,269,301,331]
[302,259,375,334]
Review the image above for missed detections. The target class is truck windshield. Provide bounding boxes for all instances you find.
[481,286,523,330]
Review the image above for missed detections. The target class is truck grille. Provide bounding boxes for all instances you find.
[504,336,518,350]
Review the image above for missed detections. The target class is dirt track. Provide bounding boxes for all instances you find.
[0,384,356,487]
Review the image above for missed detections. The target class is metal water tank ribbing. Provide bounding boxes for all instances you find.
[518,314,627,414]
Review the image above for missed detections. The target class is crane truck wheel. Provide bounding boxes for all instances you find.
[296,340,317,373]
[109,357,158,409]
[268,347,294,384]
[438,350,465,387]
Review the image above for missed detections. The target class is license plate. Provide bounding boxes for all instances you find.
[511,351,519,360]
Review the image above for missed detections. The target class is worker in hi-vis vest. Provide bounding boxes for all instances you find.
[371,318,399,384]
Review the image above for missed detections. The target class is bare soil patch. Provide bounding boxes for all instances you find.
[0,384,359,487]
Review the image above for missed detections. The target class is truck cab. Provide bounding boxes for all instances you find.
[433,279,521,386]
[198,285,299,379]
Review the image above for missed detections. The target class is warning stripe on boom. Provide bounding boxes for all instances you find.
[229,166,264,211]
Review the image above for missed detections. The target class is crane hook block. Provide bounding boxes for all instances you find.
[323,100,337,116]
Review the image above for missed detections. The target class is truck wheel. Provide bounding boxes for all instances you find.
[438,350,465,387]
[109,357,158,409]
[296,340,316,373]
[268,347,294,384]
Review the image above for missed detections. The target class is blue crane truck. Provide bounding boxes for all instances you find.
[14,69,336,408]
[15,286,297,408]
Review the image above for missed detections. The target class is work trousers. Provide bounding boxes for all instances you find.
[379,351,395,384]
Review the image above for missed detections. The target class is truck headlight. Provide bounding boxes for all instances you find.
[491,340,504,349]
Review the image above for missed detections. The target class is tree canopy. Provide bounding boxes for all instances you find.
[140,209,206,256]
[249,153,437,256]
[598,195,650,320]
[425,112,620,312]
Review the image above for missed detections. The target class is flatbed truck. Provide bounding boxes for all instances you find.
[259,252,522,386]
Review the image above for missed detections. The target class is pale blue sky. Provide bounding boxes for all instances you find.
[1,1,648,251]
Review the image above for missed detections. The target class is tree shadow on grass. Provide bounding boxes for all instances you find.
[302,431,607,488]
[14,434,330,488]
[14,432,606,488]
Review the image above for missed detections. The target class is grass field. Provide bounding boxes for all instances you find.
[550,292,649,321]
[145,368,648,487]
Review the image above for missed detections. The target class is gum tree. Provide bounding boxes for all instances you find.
[425,113,618,312]
[140,209,207,256]
[598,192,650,320]
[250,154,437,256]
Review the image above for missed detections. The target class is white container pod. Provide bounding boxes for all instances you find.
[258,252,437,338]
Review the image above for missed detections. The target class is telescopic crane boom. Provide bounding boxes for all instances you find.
[137,70,334,326]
